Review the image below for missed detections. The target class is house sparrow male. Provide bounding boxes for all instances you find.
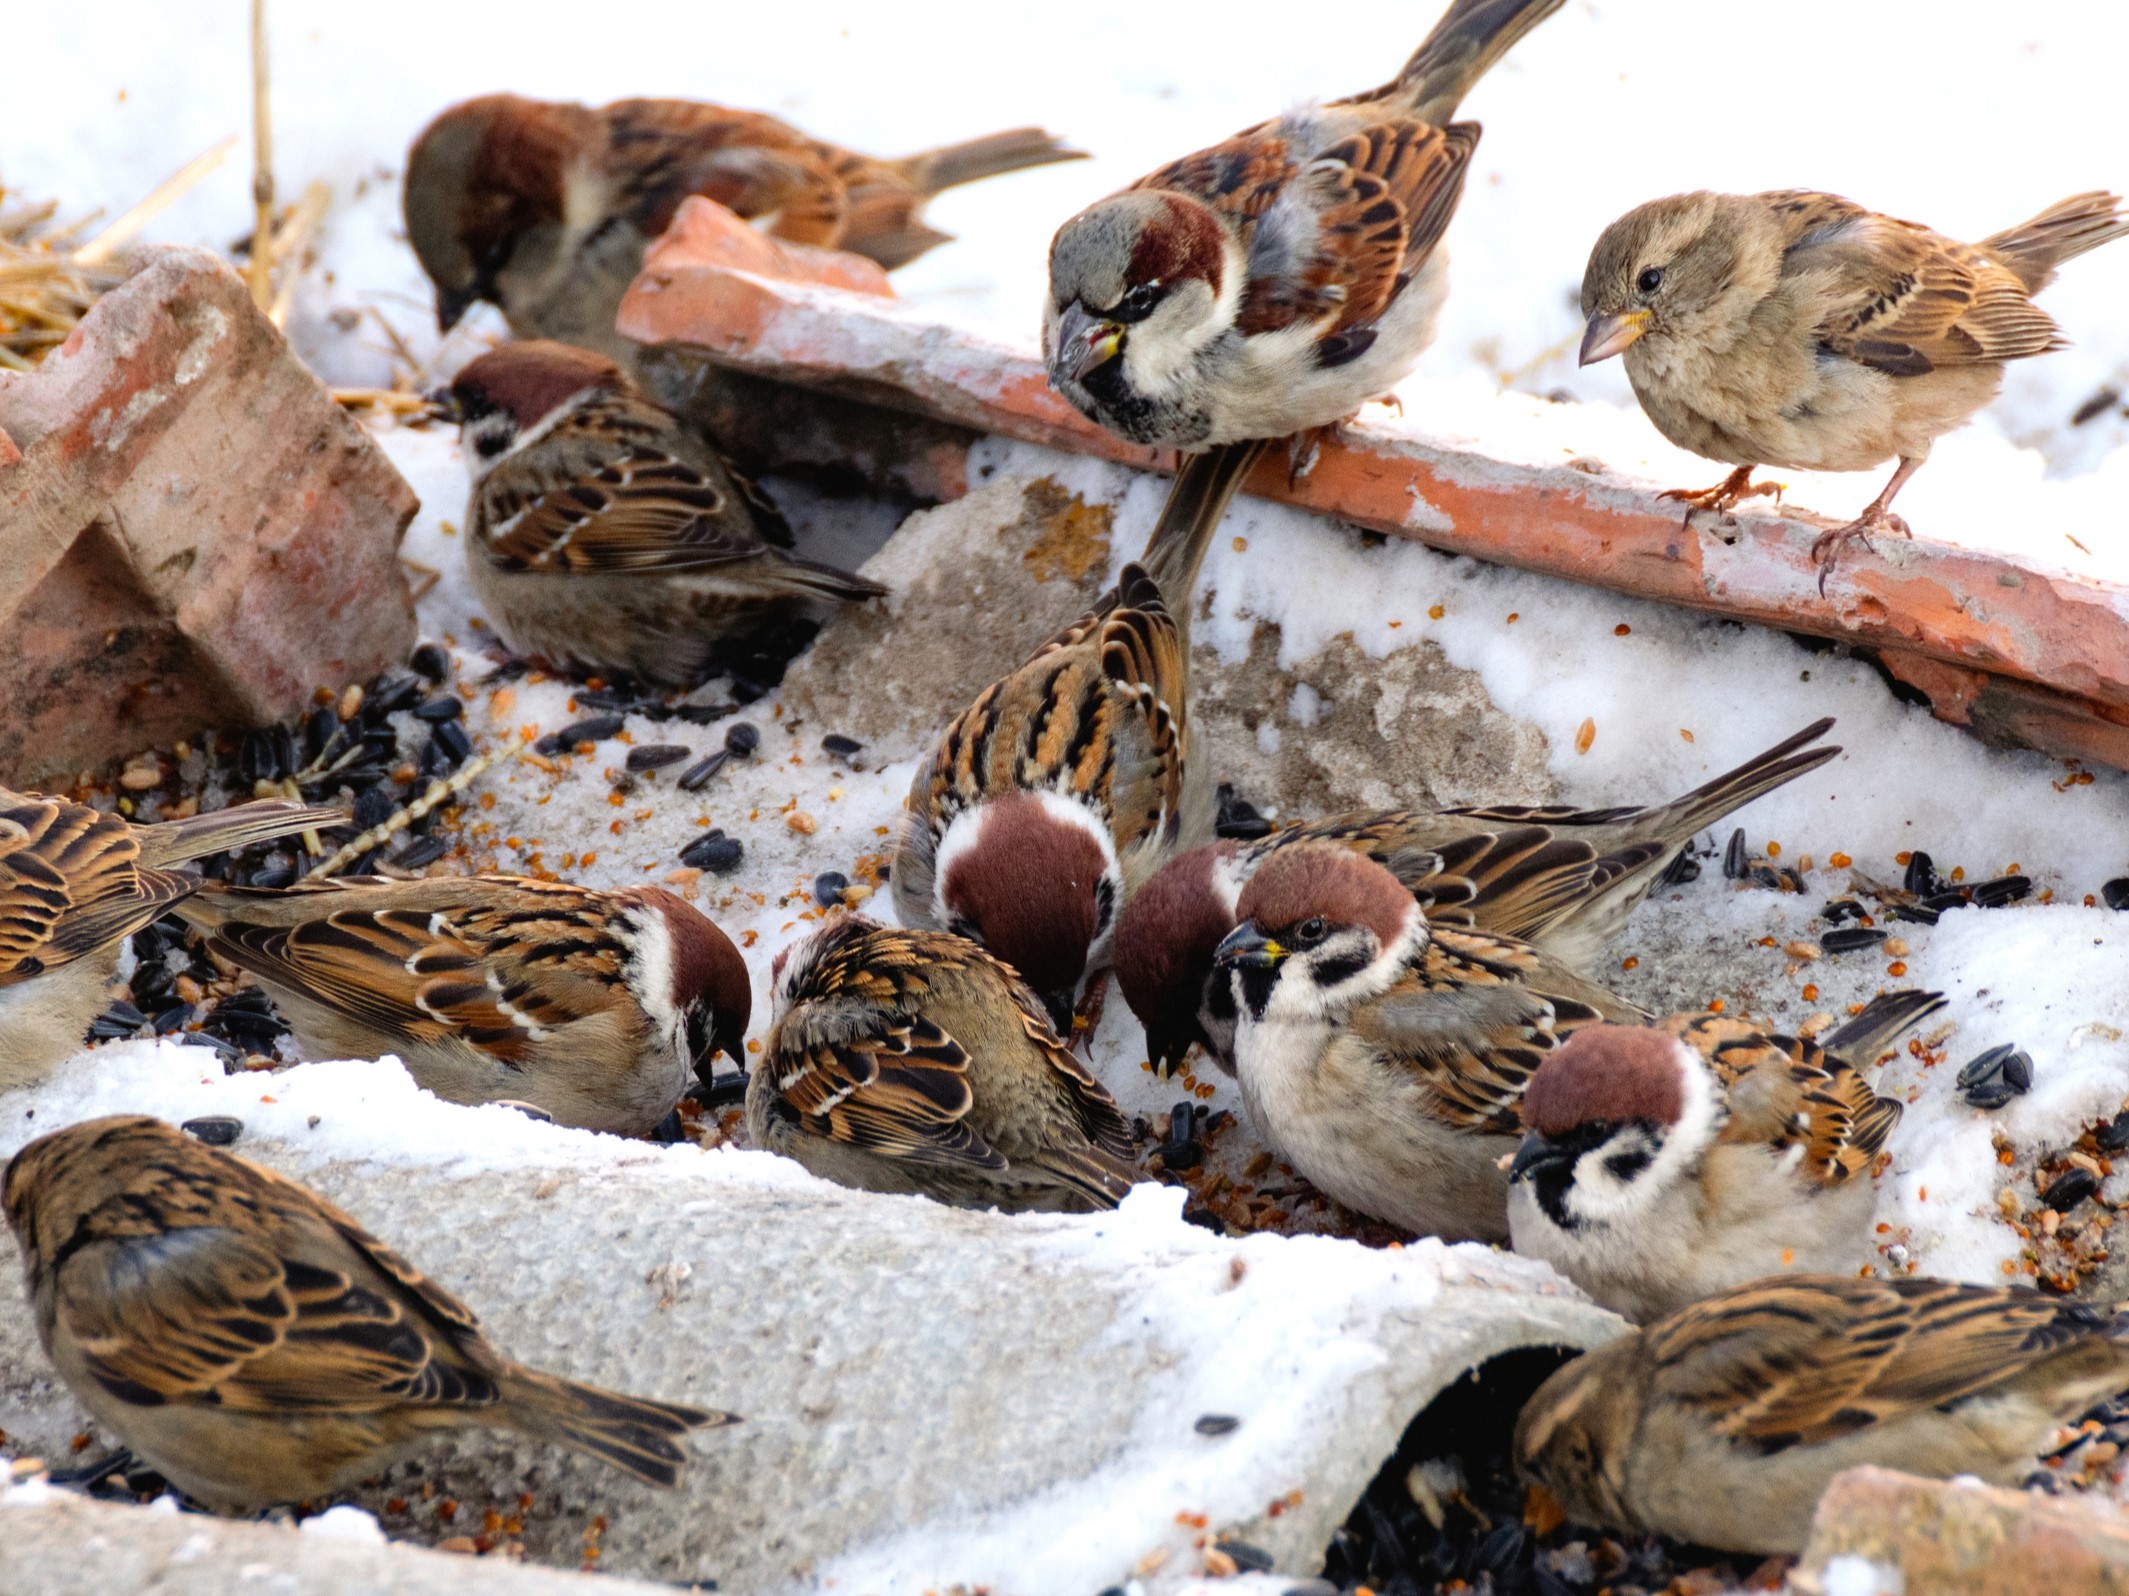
[173,873,750,1136]
[1506,990,1943,1322]
[438,341,884,686]
[4,1115,727,1509]
[1515,1274,2129,1555]
[890,442,1267,1033]
[0,792,336,1094]
[1116,717,1837,1075]
[749,916,1139,1213]
[1045,0,1562,452]
[406,93,1083,359]
[1212,842,1643,1242]
[1579,188,2129,586]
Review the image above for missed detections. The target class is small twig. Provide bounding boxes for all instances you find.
[71,137,239,267]
[331,387,432,414]
[305,736,529,878]
[247,0,274,313]
[266,180,328,328]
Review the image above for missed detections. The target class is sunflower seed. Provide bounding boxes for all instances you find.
[1821,927,1887,954]
[411,695,464,723]
[1194,1414,1241,1436]
[680,832,744,873]
[1958,1043,2034,1110]
[724,722,760,758]
[812,871,849,909]
[1969,874,2031,909]
[2043,1168,2100,1212]
[1903,850,1939,896]
[821,734,864,760]
[2104,879,2129,911]
[180,1116,244,1146]
[1722,827,1747,880]
[626,744,692,773]
[677,751,730,792]
[409,643,450,682]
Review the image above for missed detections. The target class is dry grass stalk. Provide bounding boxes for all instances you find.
[248,0,275,313]
[266,180,329,329]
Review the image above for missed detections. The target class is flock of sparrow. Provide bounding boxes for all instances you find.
[4,0,2128,1567]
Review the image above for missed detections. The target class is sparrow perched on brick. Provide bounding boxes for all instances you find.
[406,93,1083,359]
[890,443,1266,1032]
[1115,718,1837,1076]
[173,874,750,1136]
[749,916,1139,1213]
[1212,842,1643,1241]
[1044,0,1561,452]
[0,792,335,1094]
[1506,990,1943,1322]
[1579,188,2129,587]
[4,1115,728,1509]
[437,341,884,686]
[1515,1273,2129,1555]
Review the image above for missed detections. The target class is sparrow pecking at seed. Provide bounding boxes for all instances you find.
[1506,990,1943,1321]
[1212,841,1644,1242]
[1115,718,1837,1076]
[1044,0,1562,454]
[3,1115,729,1509]
[749,916,1140,1213]
[1515,1273,2129,1555]
[172,873,750,1136]
[405,93,1083,361]
[1579,188,2129,588]
[0,792,337,1094]
[437,340,885,687]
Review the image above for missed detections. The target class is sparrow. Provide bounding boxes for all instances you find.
[1515,1274,2129,1556]
[1579,188,2129,587]
[1115,717,1837,1076]
[1506,989,1944,1322]
[171,873,751,1137]
[1045,0,1562,452]
[405,92,1084,359]
[889,441,1267,1033]
[3,1115,729,1509]
[438,340,885,687]
[1212,841,1644,1242]
[748,916,1139,1213]
[0,792,337,1095]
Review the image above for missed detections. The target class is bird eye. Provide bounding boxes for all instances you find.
[1296,917,1328,943]
[1115,280,1166,322]
[1635,266,1664,295]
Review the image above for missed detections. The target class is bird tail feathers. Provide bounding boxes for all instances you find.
[1981,192,2129,292]
[500,1367,733,1489]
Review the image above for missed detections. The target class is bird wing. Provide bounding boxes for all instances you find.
[475,444,778,575]
[1670,1013,1901,1185]
[0,796,185,983]
[1764,189,2064,374]
[604,98,849,245]
[1650,1275,2117,1451]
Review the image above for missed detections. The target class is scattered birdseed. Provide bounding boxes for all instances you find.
[1722,828,1746,880]
[821,734,864,759]
[812,871,849,909]
[1904,850,1939,896]
[1970,874,2032,908]
[1821,927,1887,955]
[2096,1112,2129,1153]
[1214,1540,1275,1573]
[1193,1414,1241,1436]
[393,836,450,870]
[1959,1044,2035,1110]
[787,811,818,836]
[677,751,730,791]
[535,714,626,754]
[2104,879,2129,911]
[679,832,744,874]
[431,721,474,766]
[1215,783,1273,840]
[180,1116,244,1147]
[409,642,450,681]
[1821,899,1866,923]
[625,744,692,773]
[2043,1167,2100,1213]
[411,695,464,723]
[724,722,761,758]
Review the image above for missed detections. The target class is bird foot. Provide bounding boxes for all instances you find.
[1070,971,1112,1056]
[1658,467,1784,527]
[1285,427,1329,487]
[1811,506,1913,595]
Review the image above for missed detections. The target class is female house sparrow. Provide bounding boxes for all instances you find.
[406,93,1083,357]
[1506,990,1944,1322]
[1515,1274,2129,1555]
[439,341,884,686]
[0,792,336,1093]
[889,442,1266,1032]
[4,1115,727,1509]
[173,874,750,1136]
[1579,189,2129,584]
[1212,842,1643,1242]
[749,916,1138,1214]
[1045,0,1562,451]
[1115,717,1837,1075]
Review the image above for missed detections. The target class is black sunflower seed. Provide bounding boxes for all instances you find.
[2043,1168,2100,1212]
[412,695,464,724]
[418,741,452,781]
[724,722,760,758]
[246,865,297,890]
[626,744,692,773]
[1903,850,1939,897]
[1822,899,1866,924]
[691,1072,749,1109]
[536,714,627,754]
[180,1116,244,1146]
[1216,783,1273,841]
[1722,827,1747,880]
[409,642,450,682]
[680,832,744,873]
[352,787,396,830]
[1215,1540,1274,1574]
[812,871,849,909]
[569,687,635,712]
[1921,888,1971,913]
[1194,1414,1241,1436]
[821,734,864,759]
[1747,866,1784,891]
[1658,847,1700,887]
[1889,903,1940,926]
[677,751,730,791]
[239,728,278,784]
[394,836,450,870]
[178,1032,244,1069]
[367,670,425,715]
[2104,878,2129,911]
[649,1108,687,1145]
[304,706,338,759]
[1969,874,2031,909]
[152,1003,197,1035]
[87,1001,149,1040]
[2097,1112,2129,1152]
[431,721,473,766]
[673,702,736,726]
[1821,927,1887,954]
[1160,1102,1202,1169]
[1958,1043,2034,1110]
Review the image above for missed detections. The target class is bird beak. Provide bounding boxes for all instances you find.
[1578,308,1650,366]
[1055,300,1124,385]
[1509,1133,1575,1184]
[1041,990,1078,1039]
[1144,1019,1198,1079]
[1212,924,1284,969]
[435,284,478,333]
[422,385,463,425]
[711,1012,748,1069]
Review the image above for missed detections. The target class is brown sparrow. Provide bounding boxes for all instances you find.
[1115,717,1837,1075]
[0,792,336,1094]
[1045,0,1562,450]
[749,916,1139,1213]
[4,1115,728,1509]
[1515,1273,2129,1555]
[173,873,751,1136]
[438,340,885,686]
[1579,189,2129,586]
[1507,990,1943,1322]
[1212,841,1643,1242]
[889,443,1267,1031]
[406,93,1083,357]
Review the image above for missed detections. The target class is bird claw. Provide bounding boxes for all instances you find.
[1070,971,1111,1056]
[1811,509,1913,596]
[1658,467,1784,529]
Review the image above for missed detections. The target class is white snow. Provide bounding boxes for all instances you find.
[298,1505,387,1544]
[1822,1555,1906,1596]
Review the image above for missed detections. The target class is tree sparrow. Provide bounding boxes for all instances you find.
[749,916,1139,1213]
[890,442,1267,1032]
[1506,989,1944,1322]
[172,874,751,1137]
[0,792,337,1094]
[1212,842,1643,1242]
[1515,1273,2129,1555]
[406,93,1083,359]
[1115,717,1837,1075]
[1579,189,2129,587]
[438,341,885,687]
[1044,0,1562,451]
[4,1115,728,1509]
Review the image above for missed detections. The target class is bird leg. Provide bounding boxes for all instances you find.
[44,1448,137,1489]
[1284,425,1333,486]
[1658,464,1783,527]
[1070,969,1112,1056]
[1810,456,1921,595]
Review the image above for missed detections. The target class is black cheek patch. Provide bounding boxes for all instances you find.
[1309,952,1370,989]
[1236,964,1279,1019]
[1603,1145,1653,1183]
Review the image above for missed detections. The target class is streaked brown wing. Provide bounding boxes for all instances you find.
[1672,1013,1901,1184]
[477,447,773,575]
[772,1017,1003,1171]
